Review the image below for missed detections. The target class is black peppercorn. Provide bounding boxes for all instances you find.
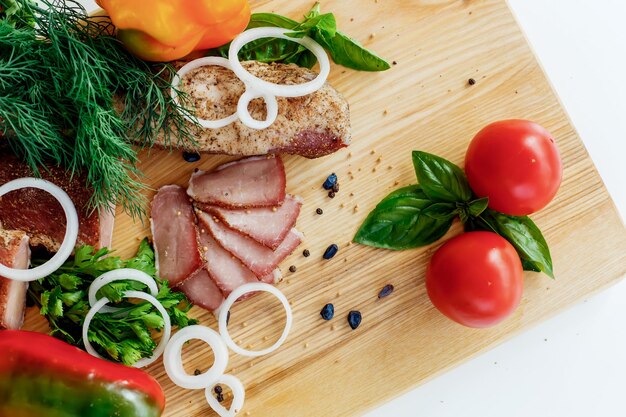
[289,265,297,273]
[316,208,323,215]
[468,78,476,86]
[217,393,224,403]
[303,249,310,257]
[328,191,335,198]
[214,385,223,394]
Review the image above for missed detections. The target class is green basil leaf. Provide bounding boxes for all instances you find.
[248,13,299,29]
[468,209,554,278]
[299,13,336,36]
[412,151,472,203]
[354,185,455,250]
[314,30,390,71]
[468,197,489,217]
[422,202,457,220]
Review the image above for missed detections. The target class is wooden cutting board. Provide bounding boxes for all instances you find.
[23,0,626,416]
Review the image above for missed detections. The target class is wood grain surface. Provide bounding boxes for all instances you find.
[23,0,626,416]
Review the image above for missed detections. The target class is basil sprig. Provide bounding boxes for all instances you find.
[211,2,390,72]
[353,185,454,250]
[354,151,554,277]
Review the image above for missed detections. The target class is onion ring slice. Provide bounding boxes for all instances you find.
[0,178,79,282]
[229,27,331,98]
[171,57,240,129]
[82,290,171,368]
[218,282,292,357]
[205,374,245,417]
[88,268,159,314]
[163,325,229,390]
[236,90,278,130]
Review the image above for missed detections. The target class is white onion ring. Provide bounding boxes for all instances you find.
[82,290,171,368]
[0,178,79,282]
[218,283,292,357]
[88,268,159,314]
[205,374,245,417]
[229,27,331,98]
[171,57,240,129]
[163,325,229,390]
[236,90,278,130]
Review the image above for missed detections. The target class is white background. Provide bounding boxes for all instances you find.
[365,1,626,416]
[77,1,626,416]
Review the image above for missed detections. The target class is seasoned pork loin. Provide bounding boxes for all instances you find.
[155,61,350,158]
[0,151,114,251]
[187,155,286,207]
[151,185,203,286]
[0,229,30,330]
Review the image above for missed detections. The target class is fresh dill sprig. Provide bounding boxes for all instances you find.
[28,239,197,366]
[0,0,197,218]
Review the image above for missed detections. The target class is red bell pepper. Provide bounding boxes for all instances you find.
[0,330,165,417]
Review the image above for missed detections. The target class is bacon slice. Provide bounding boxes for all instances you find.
[187,155,286,208]
[197,194,302,250]
[198,212,302,278]
[151,185,203,286]
[0,230,30,330]
[176,268,224,312]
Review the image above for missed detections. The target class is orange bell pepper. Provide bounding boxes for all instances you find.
[96,0,251,62]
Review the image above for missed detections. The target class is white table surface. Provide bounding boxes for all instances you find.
[77,1,626,416]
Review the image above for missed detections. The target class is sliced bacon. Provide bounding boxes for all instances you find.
[0,230,30,330]
[198,212,303,278]
[197,194,302,250]
[187,155,286,208]
[176,268,224,312]
[151,185,203,286]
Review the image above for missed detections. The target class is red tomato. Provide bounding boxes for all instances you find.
[465,120,562,215]
[426,231,523,328]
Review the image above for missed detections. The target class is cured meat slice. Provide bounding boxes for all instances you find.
[197,194,302,250]
[151,185,203,285]
[198,212,302,278]
[197,229,258,296]
[176,268,224,312]
[0,151,114,251]
[0,229,30,330]
[187,155,286,208]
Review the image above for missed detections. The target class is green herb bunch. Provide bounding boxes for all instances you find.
[211,2,390,72]
[0,0,196,218]
[28,239,197,366]
[354,151,554,277]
